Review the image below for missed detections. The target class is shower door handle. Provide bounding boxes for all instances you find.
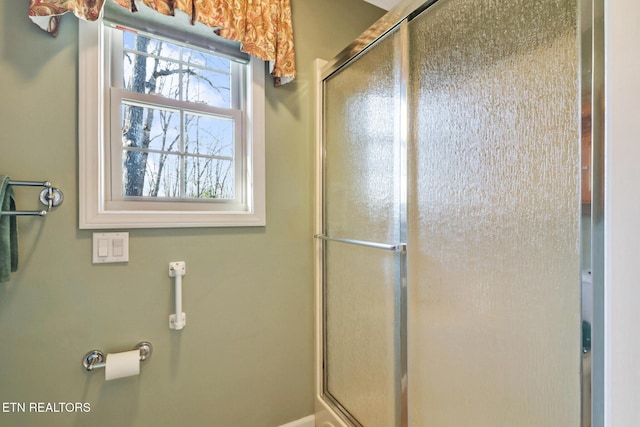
[314,234,406,252]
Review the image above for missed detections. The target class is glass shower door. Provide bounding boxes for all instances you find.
[320,0,586,425]
[407,0,582,425]
[321,27,404,427]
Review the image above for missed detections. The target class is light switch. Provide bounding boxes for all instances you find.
[112,238,124,257]
[92,232,129,263]
[98,239,109,257]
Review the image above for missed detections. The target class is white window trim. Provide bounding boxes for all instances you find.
[78,19,265,229]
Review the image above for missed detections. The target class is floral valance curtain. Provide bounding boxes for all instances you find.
[28,0,296,85]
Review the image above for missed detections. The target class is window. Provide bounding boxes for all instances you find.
[79,10,265,228]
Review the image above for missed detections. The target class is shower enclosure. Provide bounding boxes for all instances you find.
[315,0,603,426]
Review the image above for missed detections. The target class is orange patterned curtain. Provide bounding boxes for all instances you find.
[28,0,106,34]
[28,0,296,85]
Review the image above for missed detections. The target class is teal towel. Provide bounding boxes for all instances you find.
[0,176,18,282]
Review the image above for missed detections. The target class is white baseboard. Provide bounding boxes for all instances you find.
[278,414,315,427]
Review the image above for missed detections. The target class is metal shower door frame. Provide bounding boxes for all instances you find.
[316,0,603,424]
[317,21,409,426]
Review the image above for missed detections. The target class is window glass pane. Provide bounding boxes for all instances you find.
[113,26,249,205]
[121,102,181,152]
[183,47,231,72]
[122,53,180,98]
[79,19,266,227]
[184,113,234,158]
[182,67,231,107]
[121,29,232,107]
[123,31,180,60]
[123,30,135,50]
[185,157,234,199]
[122,151,181,198]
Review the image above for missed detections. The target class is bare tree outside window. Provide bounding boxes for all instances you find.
[119,31,235,200]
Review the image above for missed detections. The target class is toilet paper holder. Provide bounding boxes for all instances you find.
[82,341,153,371]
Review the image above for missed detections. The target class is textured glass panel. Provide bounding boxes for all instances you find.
[325,241,399,427]
[323,28,402,426]
[407,0,580,426]
[324,29,402,244]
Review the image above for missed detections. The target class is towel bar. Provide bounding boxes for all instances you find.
[0,180,64,217]
[314,234,407,252]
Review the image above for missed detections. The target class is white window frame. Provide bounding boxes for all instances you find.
[78,18,265,229]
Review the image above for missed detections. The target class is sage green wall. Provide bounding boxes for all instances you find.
[0,1,383,426]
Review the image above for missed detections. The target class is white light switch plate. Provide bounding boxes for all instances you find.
[92,232,129,263]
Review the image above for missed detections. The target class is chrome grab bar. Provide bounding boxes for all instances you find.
[314,234,406,252]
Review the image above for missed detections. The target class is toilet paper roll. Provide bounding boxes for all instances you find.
[105,350,140,381]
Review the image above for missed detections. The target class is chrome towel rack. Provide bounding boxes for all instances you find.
[1,180,64,217]
[314,234,407,252]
